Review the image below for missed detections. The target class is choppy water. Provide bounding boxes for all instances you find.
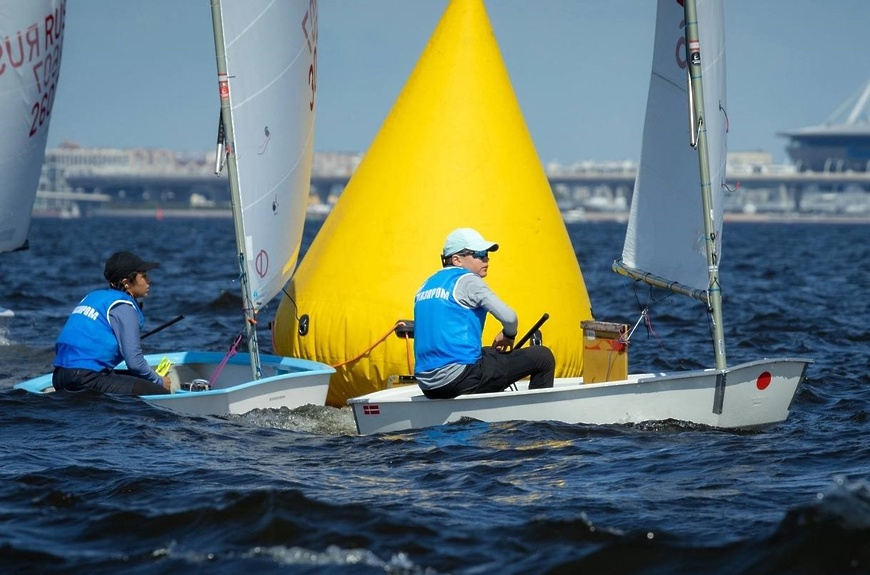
[1,217,868,574]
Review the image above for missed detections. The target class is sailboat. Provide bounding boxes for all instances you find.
[347,0,812,435]
[16,0,334,416]
[0,0,67,332]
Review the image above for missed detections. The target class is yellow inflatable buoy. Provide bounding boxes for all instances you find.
[273,0,593,406]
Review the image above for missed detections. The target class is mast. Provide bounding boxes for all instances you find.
[210,0,262,380]
[683,0,726,370]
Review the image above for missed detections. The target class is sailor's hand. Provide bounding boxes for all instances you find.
[493,331,516,353]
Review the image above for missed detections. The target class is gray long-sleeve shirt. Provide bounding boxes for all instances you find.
[108,303,163,385]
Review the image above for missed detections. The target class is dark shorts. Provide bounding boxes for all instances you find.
[422,346,555,399]
[52,367,167,396]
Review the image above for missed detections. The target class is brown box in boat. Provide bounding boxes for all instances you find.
[581,320,628,384]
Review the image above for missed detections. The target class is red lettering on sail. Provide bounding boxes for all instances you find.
[302,0,317,111]
[255,250,269,278]
[0,0,66,137]
[675,19,687,69]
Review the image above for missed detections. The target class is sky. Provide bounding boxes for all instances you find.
[45,0,870,165]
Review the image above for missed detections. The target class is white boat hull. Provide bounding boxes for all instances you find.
[14,351,334,416]
[348,358,812,434]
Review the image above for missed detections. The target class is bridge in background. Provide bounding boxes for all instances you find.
[36,147,870,217]
[60,163,870,210]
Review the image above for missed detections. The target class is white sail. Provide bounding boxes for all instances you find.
[0,0,66,253]
[621,0,726,292]
[217,0,317,310]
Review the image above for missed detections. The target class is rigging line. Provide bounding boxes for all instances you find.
[624,308,648,343]
[724,180,741,193]
[280,286,303,322]
[332,321,407,369]
[271,290,415,372]
[629,279,674,311]
[208,332,245,387]
[643,311,665,350]
[235,255,258,326]
[627,283,668,349]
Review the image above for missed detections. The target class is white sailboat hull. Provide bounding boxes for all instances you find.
[348,358,812,435]
[15,351,334,416]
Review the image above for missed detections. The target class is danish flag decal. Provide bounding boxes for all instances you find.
[362,404,380,415]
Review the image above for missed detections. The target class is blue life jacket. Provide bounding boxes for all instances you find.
[54,289,145,372]
[414,267,487,373]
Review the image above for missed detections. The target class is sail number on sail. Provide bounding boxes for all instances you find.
[0,0,66,137]
[302,0,317,111]
[674,0,688,70]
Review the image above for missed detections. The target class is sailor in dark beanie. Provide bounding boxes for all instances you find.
[52,251,171,395]
[103,251,160,288]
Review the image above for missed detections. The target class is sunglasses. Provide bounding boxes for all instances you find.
[458,250,490,260]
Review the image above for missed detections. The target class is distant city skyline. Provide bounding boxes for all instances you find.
[46,0,870,164]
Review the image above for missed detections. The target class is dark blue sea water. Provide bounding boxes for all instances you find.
[1,217,868,574]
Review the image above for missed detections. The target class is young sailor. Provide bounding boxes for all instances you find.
[52,251,171,395]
